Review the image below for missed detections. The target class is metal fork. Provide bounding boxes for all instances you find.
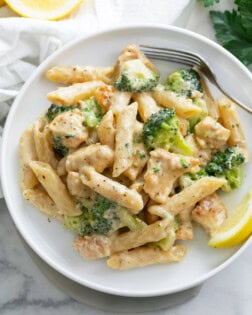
[140,45,252,114]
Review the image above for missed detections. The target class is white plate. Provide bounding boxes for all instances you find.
[1,25,252,297]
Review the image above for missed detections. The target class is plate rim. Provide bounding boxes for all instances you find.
[1,24,252,297]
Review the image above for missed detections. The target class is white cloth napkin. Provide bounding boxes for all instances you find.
[0,0,194,198]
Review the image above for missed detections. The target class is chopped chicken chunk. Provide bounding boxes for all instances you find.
[195,116,230,150]
[73,235,111,260]
[66,172,92,198]
[66,143,114,173]
[94,85,115,112]
[49,109,88,149]
[192,192,227,236]
[144,149,199,203]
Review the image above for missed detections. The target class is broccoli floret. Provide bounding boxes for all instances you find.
[52,135,69,158]
[117,206,146,231]
[45,104,76,122]
[80,97,103,128]
[143,108,193,155]
[114,59,159,92]
[205,147,245,191]
[64,194,117,236]
[166,68,202,97]
[184,147,245,191]
[64,194,146,236]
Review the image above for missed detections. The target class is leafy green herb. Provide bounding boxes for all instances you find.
[180,157,189,169]
[153,164,161,173]
[201,0,220,7]
[136,150,146,159]
[210,0,252,66]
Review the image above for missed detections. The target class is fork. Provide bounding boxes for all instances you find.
[140,45,252,114]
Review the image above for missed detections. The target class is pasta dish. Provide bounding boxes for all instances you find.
[19,45,249,270]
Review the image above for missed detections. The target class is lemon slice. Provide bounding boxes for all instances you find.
[0,0,6,7]
[209,189,252,248]
[5,0,83,20]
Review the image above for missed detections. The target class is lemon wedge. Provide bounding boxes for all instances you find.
[0,0,6,7]
[209,189,252,248]
[4,0,83,20]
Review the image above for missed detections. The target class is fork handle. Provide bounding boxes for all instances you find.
[198,65,252,114]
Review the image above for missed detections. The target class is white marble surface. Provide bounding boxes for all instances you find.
[1,1,252,314]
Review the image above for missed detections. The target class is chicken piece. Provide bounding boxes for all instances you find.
[176,206,194,240]
[191,192,227,236]
[94,85,115,112]
[66,172,92,199]
[144,149,199,203]
[66,143,114,173]
[49,109,89,149]
[185,134,212,166]
[195,116,230,150]
[73,235,111,260]
[46,66,114,85]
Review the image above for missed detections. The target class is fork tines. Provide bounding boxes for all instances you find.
[140,45,202,67]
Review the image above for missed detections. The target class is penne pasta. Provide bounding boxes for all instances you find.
[152,84,202,118]
[200,73,219,119]
[29,161,81,216]
[19,125,39,191]
[148,177,227,217]
[23,188,62,220]
[97,110,115,149]
[113,102,138,177]
[33,117,58,168]
[107,245,186,270]
[176,206,194,240]
[132,92,160,122]
[110,91,132,115]
[218,96,249,161]
[111,218,173,253]
[47,80,105,106]
[46,65,114,85]
[80,166,143,213]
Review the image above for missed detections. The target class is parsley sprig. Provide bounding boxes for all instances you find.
[201,0,252,66]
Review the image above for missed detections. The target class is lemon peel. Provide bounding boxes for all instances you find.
[5,0,83,20]
[209,188,252,248]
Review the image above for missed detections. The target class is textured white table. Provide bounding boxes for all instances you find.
[1,2,252,314]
